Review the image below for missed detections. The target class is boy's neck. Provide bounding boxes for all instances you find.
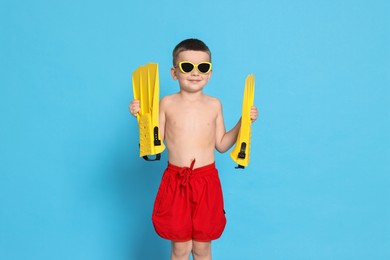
[178,89,204,101]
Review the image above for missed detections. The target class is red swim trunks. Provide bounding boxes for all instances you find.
[152,160,226,242]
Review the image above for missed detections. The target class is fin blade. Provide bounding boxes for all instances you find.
[230,74,255,168]
[140,65,149,115]
[132,68,142,122]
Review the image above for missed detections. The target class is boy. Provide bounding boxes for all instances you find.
[129,39,258,260]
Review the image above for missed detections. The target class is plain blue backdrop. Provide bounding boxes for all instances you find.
[1,0,389,259]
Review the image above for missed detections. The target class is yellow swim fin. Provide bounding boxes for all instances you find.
[132,63,165,160]
[230,74,255,169]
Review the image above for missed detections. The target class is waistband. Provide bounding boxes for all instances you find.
[167,161,216,176]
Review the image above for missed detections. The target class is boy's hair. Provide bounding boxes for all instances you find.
[172,38,211,65]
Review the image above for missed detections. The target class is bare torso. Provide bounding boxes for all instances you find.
[160,92,221,168]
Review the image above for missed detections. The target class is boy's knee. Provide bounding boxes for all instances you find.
[192,241,211,258]
[171,241,192,258]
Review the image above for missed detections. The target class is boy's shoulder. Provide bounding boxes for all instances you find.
[161,93,178,103]
[160,93,178,109]
[203,94,222,106]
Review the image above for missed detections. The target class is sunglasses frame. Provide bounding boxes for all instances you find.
[176,61,212,74]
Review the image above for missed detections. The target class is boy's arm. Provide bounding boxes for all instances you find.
[215,102,258,153]
[158,97,167,141]
[215,100,241,153]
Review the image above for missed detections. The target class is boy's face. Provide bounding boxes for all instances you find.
[171,50,212,93]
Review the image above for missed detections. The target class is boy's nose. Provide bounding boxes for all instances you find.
[191,68,200,76]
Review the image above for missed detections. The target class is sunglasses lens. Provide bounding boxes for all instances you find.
[180,62,194,73]
[198,63,211,73]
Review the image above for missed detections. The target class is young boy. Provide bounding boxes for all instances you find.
[129,39,258,260]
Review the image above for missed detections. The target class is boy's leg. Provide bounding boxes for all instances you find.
[192,241,211,260]
[171,241,192,260]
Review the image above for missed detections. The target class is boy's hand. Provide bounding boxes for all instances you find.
[250,106,258,122]
[129,99,140,117]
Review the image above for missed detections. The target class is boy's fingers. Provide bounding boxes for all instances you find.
[129,101,140,116]
[250,106,258,122]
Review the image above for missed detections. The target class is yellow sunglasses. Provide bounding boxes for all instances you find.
[176,61,212,74]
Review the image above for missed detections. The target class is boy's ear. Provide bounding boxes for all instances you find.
[206,70,212,81]
[170,67,178,80]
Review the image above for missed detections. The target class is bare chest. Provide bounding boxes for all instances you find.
[166,104,216,134]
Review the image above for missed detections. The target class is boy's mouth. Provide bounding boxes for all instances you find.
[188,79,202,82]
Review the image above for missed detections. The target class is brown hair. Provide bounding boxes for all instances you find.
[172,38,211,65]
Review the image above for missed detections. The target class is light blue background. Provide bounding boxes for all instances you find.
[1,0,389,259]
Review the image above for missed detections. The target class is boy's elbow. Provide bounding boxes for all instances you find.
[215,144,227,153]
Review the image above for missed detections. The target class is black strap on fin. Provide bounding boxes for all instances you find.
[238,142,247,159]
[142,153,161,161]
[235,142,247,169]
[153,126,162,146]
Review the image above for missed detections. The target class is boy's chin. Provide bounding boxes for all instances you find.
[181,86,205,94]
